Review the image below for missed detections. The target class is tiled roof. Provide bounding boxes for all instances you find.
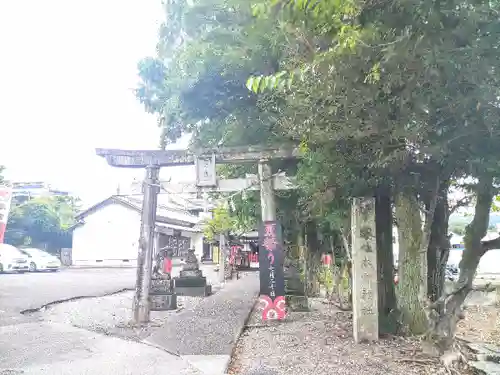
[74,194,201,229]
[117,195,200,225]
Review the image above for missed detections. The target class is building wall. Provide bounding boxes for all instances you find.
[192,233,204,260]
[72,203,141,267]
[72,202,205,267]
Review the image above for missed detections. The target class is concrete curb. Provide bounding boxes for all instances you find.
[181,354,232,375]
[20,288,134,314]
[64,265,137,269]
[223,298,259,374]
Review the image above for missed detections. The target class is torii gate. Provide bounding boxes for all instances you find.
[96,146,379,343]
[96,146,299,324]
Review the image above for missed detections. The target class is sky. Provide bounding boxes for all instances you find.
[0,0,192,205]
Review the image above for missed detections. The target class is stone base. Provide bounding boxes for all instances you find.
[286,295,309,312]
[179,269,203,278]
[285,288,306,296]
[149,293,177,311]
[151,278,173,294]
[174,276,207,288]
[175,284,212,297]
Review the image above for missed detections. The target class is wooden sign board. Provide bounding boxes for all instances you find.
[195,154,217,187]
[259,220,286,321]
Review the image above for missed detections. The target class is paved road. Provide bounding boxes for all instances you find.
[0,265,217,326]
[0,268,136,326]
[0,265,247,375]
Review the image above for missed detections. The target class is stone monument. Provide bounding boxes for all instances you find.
[284,250,309,311]
[173,248,212,297]
[149,248,177,311]
[351,197,379,343]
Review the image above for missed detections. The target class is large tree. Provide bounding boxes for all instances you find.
[136,0,500,356]
[247,0,500,347]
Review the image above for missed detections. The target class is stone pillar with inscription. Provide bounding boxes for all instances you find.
[351,197,379,343]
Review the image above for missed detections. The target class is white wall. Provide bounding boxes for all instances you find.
[72,203,141,267]
[190,232,204,260]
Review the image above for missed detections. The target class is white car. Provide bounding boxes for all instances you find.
[19,248,61,272]
[0,243,30,273]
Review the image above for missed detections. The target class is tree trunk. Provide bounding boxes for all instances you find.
[375,190,397,334]
[305,220,322,297]
[332,230,352,310]
[394,190,428,334]
[428,174,495,353]
[427,185,450,303]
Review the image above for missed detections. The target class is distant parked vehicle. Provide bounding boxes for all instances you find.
[19,248,61,272]
[0,244,30,273]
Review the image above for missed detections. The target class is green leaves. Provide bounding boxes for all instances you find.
[246,71,291,92]
[202,205,237,242]
[134,0,500,242]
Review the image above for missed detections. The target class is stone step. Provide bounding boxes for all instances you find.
[174,276,208,288]
[175,285,212,297]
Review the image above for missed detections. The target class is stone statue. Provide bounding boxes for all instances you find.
[179,248,203,278]
[184,248,199,269]
[150,247,176,311]
[174,248,211,296]
[152,248,173,280]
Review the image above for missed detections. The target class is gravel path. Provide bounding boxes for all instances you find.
[30,265,225,342]
[228,299,444,375]
[145,272,259,356]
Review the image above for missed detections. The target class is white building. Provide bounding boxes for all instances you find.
[69,194,205,267]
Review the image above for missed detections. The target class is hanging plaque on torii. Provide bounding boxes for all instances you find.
[195,153,217,187]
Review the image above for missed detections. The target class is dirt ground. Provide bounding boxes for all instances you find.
[227,297,500,375]
[228,300,445,375]
[457,303,500,345]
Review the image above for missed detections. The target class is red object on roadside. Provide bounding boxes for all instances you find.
[230,246,241,265]
[322,254,332,265]
[163,258,172,274]
[0,223,5,243]
[394,274,399,285]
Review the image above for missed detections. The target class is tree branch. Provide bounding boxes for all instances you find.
[339,228,352,262]
[481,234,500,253]
[449,196,473,215]
[471,282,495,293]
[428,277,470,311]
[421,175,441,253]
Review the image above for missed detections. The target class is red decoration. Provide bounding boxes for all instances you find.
[322,254,332,265]
[163,258,172,274]
[260,295,286,320]
[0,223,6,243]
